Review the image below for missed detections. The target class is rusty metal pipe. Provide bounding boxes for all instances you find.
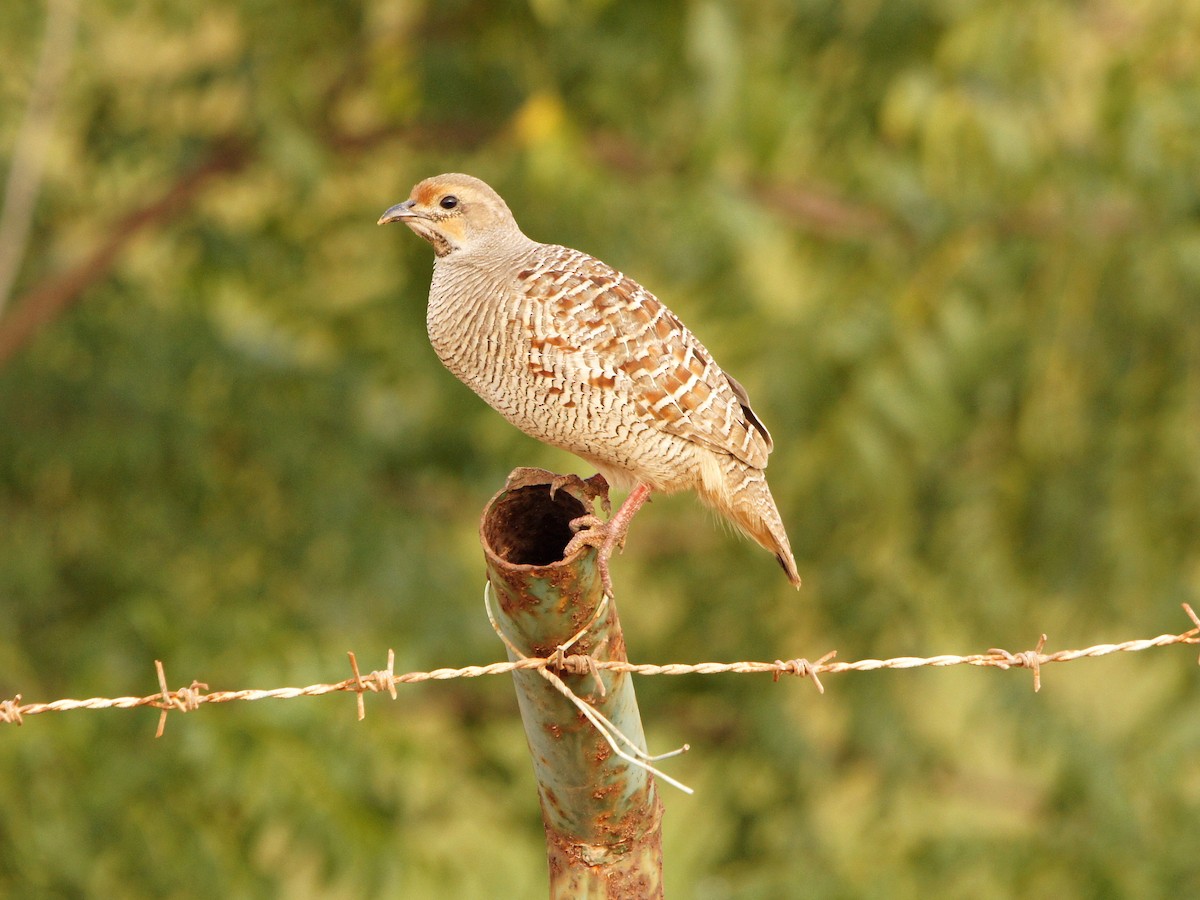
[480,468,664,899]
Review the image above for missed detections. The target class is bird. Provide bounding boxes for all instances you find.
[379,173,800,594]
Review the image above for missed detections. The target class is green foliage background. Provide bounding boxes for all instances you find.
[2,1,1198,896]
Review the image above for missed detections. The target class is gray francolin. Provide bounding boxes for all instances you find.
[380,173,800,593]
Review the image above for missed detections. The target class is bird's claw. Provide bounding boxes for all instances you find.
[563,514,618,598]
[568,513,604,535]
[563,514,606,557]
[545,472,611,518]
[583,473,613,517]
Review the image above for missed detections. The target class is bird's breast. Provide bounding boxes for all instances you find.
[425,253,714,495]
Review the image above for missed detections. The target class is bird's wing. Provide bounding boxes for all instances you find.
[515,247,772,469]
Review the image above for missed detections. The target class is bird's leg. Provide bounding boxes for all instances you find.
[563,482,653,597]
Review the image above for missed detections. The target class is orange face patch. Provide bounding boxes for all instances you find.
[412,180,448,208]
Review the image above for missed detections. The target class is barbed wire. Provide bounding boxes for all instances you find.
[3,603,1197,737]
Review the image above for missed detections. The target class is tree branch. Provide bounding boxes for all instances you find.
[0,106,494,370]
[0,138,251,367]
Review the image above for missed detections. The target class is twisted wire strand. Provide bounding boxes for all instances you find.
[3,604,1196,730]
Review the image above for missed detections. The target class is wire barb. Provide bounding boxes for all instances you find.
[348,651,368,721]
[772,651,838,693]
[377,649,398,699]
[988,634,1049,692]
[0,694,24,726]
[153,660,209,737]
[1183,603,1200,664]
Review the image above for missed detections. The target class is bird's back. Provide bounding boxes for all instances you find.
[427,240,773,495]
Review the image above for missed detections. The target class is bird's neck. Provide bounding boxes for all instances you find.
[433,235,539,291]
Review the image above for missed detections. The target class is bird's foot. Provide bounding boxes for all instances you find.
[562,482,653,600]
[547,472,612,517]
[563,514,621,598]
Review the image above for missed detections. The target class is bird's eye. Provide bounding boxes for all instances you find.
[440,195,459,210]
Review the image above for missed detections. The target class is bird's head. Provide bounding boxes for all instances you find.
[378,173,523,258]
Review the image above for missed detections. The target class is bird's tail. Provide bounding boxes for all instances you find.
[700,457,801,588]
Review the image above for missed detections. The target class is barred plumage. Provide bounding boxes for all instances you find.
[380,173,800,591]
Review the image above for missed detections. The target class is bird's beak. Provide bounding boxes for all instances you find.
[378,199,419,225]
